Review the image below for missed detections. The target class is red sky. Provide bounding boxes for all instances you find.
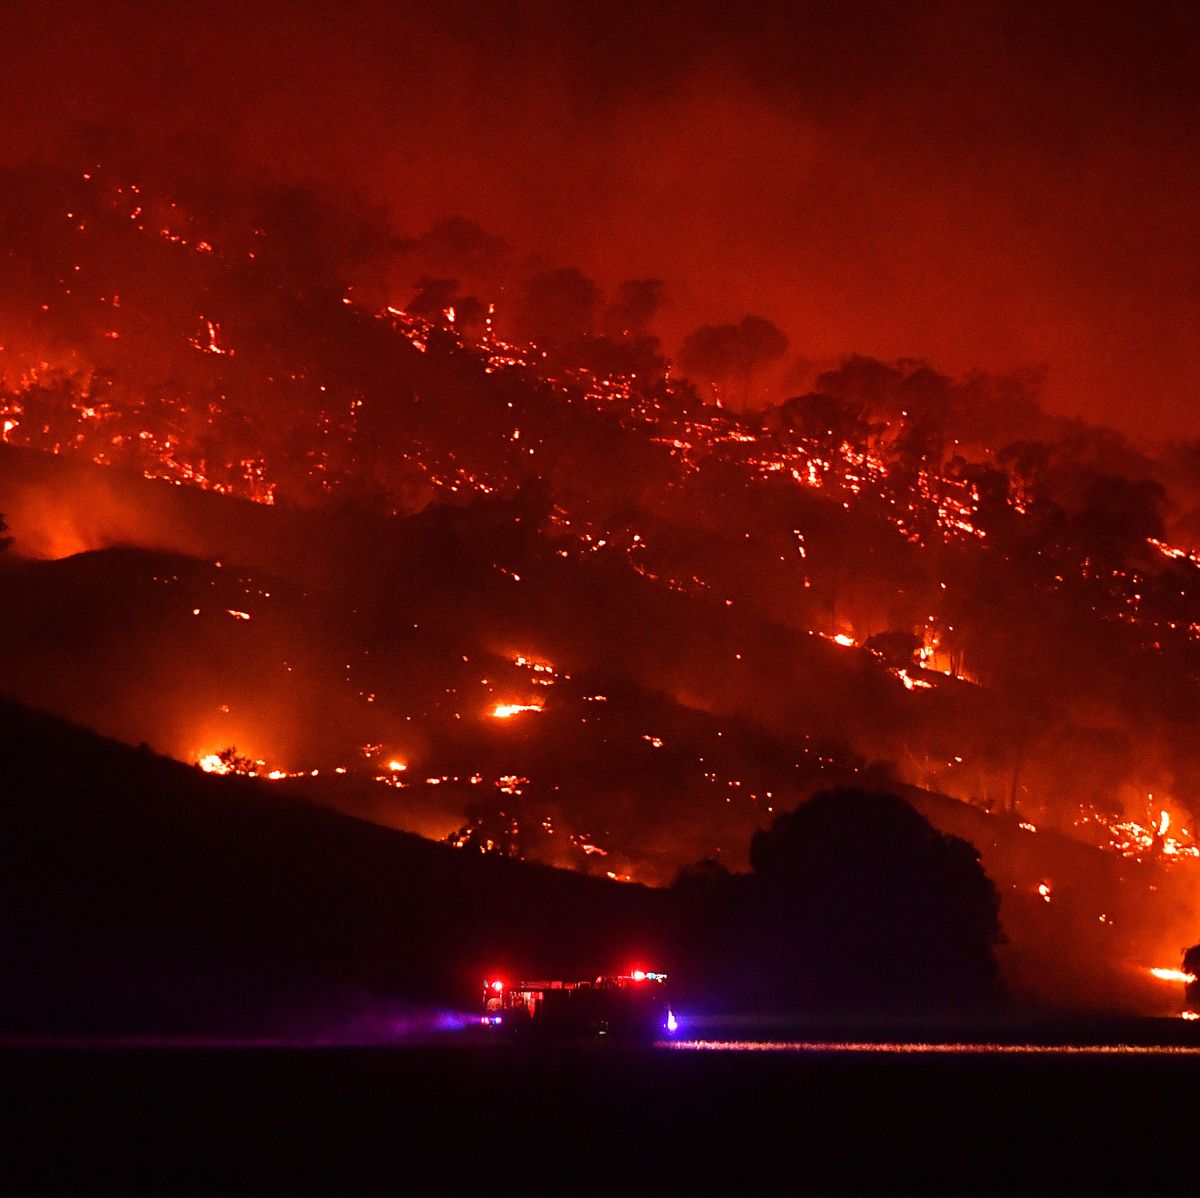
[3,0,1198,437]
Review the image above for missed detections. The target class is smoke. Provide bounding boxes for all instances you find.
[2,0,1199,433]
[2,2,1200,1014]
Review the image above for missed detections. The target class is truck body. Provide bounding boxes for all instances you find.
[483,971,676,1041]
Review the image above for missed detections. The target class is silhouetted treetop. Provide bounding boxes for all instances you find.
[864,630,921,670]
[678,315,787,405]
[514,267,601,349]
[602,278,665,339]
[746,789,1003,1012]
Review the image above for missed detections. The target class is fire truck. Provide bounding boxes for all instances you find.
[482,970,678,1040]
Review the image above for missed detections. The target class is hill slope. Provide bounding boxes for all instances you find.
[0,698,668,1035]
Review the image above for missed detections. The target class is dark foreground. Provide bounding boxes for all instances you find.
[2,1036,1198,1192]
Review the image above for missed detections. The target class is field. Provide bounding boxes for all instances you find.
[3,1032,1197,1192]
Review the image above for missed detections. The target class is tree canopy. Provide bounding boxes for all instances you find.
[674,788,1003,1016]
[747,789,1002,1012]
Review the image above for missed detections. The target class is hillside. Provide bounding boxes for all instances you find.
[0,153,1199,1016]
[0,698,669,1035]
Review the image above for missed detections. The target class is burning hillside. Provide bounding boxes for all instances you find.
[2,150,1200,1010]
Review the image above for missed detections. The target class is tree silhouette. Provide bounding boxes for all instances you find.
[407,276,459,320]
[678,315,787,406]
[0,512,11,553]
[865,629,921,670]
[778,391,872,456]
[1071,473,1165,565]
[215,747,255,775]
[1184,944,1200,1013]
[514,267,600,350]
[744,789,1002,1013]
[602,278,664,339]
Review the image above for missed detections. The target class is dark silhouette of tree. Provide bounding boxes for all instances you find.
[412,216,509,281]
[602,278,664,339]
[812,355,904,414]
[778,391,875,458]
[678,315,787,406]
[514,267,600,350]
[678,322,739,388]
[889,410,946,479]
[743,789,1002,1013]
[574,333,667,382]
[1070,473,1165,565]
[886,365,953,480]
[1184,944,1200,1013]
[0,513,10,553]
[997,439,1051,502]
[669,858,751,1005]
[248,184,394,302]
[407,276,459,320]
[865,629,921,670]
[949,460,1014,539]
[407,277,486,333]
[214,747,255,775]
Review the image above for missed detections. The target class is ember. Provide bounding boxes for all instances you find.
[491,703,544,719]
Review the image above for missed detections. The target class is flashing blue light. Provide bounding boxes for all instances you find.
[666,1010,679,1034]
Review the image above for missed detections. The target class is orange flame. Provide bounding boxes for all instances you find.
[1149,967,1197,984]
[491,702,544,719]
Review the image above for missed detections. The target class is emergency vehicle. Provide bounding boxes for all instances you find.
[482,970,678,1040]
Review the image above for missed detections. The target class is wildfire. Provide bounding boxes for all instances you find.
[1148,967,1197,985]
[15,161,1200,897]
[491,702,544,719]
[1076,811,1200,862]
[196,748,298,780]
[512,654,564,686]
[190,318,230,356]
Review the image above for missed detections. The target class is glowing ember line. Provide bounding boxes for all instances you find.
[490,702,544,719]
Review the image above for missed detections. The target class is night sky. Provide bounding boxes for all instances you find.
[4,0,1197,435]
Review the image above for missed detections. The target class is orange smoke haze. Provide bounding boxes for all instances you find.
[3,0,1200,1017]
[2,0,1197,436]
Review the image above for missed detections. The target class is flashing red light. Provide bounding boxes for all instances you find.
[631,970,647,982]
[490,980,504,993]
